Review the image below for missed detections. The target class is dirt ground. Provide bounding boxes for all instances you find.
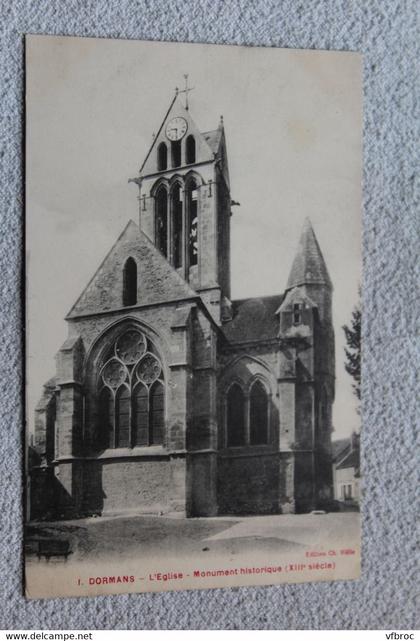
[26,511,360,565]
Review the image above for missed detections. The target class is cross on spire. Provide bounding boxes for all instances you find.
[176,74,194,110]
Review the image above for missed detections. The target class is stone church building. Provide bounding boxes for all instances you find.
[30,90,335,520]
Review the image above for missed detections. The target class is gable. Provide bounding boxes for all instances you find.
[277,287,317,313]
[140,94,216,177]
[67,220,197,318]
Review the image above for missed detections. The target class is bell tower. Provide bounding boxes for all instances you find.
[130,81,232,324]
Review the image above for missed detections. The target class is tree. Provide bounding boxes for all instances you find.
[343,303,361,402]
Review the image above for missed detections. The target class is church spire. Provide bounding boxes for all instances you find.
[286,218,332,291]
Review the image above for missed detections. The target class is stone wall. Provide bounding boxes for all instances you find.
[217,451,280,515]
[82,455,186,516]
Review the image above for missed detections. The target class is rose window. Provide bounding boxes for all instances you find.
[116,330,146,364]
[102,359,127,388]
[136,354,161,384]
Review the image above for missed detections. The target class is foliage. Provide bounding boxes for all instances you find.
[343,303,361,401]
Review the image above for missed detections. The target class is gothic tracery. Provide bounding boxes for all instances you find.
[97,329,165,449]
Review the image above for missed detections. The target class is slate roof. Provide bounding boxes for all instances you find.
[332,437,360,474]
[286,218,332,290]
[202,129,222,155]
[332,438,350,461]
[222,294,283,344]
[336,449,359,470]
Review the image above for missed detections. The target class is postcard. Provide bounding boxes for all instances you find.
[25,35,362,598]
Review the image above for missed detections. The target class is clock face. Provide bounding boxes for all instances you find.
[165,117,188,141]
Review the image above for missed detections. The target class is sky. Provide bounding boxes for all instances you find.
[26,35,362,439]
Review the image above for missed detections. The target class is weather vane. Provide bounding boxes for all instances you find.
[176,74,195,110]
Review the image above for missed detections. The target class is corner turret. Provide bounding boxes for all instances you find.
[277,218,335,512]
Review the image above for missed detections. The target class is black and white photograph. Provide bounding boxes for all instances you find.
[25,35,362,599]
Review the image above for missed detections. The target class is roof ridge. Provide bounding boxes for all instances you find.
[66,219,198,319]
[232,293,283,304]
[138,92,178,174]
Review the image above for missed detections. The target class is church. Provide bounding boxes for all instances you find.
[29,87,335,520]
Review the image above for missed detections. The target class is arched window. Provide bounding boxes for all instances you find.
[96,329,166,450]
[250,381,269,445]
[171,183,183,268]
[115,386,130,448]
[155,187,168,258]
[98,387,113,450]
[171,140,182,168]
[133,383,148,447]
[185,135,196,164]
[186,179,198,267]
[122,257,137,307]
[227,384,246,446]
[157,142,167,171]
[149,381,165,445]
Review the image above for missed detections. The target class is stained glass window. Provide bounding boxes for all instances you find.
[98,387,113,449]
[227,384,246,446]
[115,386,130,448]
[133,384,148,447]
[97,329,165,450]
[150,381,165,445]
[250,381,268,445]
